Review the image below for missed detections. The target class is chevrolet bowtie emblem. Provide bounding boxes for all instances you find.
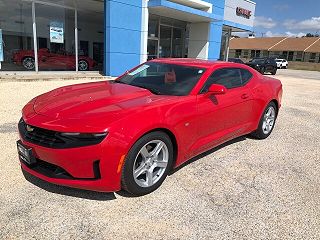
[26,125,34,132]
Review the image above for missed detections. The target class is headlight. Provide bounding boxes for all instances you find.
[58,132,108,148]
[18,118,108,149]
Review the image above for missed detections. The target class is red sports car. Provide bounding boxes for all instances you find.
[13,48,96,71]
[17,59,283,195]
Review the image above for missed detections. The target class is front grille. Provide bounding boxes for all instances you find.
[18,118,107,149]
[23,158,101,180]
[18,118,66,148]
[32,159,74,179]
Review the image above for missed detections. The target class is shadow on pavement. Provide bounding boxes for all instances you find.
[22,136,248,200]
[22,170,116,201]
[170,136,247,175]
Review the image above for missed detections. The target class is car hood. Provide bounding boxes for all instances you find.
[26,81,174,132]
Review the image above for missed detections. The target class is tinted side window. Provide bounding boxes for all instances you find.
[201,68,242,92]
[240,69,253,85]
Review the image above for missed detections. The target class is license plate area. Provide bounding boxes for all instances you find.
[17,140,36,165]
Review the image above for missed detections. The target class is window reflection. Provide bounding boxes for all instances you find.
[0,0,33,71]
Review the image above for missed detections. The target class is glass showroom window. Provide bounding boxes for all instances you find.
[0,0,33,71]
[35,3,75,71]
[78,6,104,71]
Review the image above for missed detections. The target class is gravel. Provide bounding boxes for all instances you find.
[0,70,319,239]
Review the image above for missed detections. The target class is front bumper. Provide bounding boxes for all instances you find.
[18,138,123,192]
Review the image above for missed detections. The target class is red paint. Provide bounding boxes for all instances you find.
[19,59,283,192]
[13,48,96,70]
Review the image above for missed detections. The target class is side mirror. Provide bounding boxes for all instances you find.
[208,84,227,95]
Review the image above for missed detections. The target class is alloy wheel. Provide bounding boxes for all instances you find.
[133,140,169,188]
[262,106,276,134]
[78,60,88,71]
[22,57,35,70]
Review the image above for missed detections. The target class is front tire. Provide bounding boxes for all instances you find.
[271,67,277,75]
[22,57,35,70]
[250,102,278,139]
[121,131,174,196]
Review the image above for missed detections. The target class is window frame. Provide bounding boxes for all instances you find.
[199,67,253,94]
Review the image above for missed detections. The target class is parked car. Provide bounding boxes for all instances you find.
[275,59,288,69]
[12,48,96,71]
[246,58,278,75]
[17,59,283,195]
[227,58,245,64]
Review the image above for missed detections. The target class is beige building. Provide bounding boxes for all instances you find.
[229,37,320,62]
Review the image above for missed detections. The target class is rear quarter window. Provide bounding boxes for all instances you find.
[240,69,253,85]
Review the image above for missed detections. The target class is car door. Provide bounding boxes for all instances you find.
[41,50,72,70]
[188,67,254,157]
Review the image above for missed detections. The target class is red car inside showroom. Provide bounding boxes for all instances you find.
[17,59,282,195]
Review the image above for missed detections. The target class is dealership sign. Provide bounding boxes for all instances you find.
[236,7,252,19]
[0,29,3,62]
[50,22,64,44]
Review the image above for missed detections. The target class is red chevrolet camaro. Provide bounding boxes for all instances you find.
[17,59,283,195]
[13,48,96,71]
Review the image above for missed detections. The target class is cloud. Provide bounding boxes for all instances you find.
[233,32,250,38]
[254,16,277,29]
[284,17,320,31]
[247,31,306,38]
[265,31,282,37]
[285,31,306,38]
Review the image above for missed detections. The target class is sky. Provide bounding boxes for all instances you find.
[241,0,320,37]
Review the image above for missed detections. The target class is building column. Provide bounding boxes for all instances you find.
[104,0,144,76]
[208,22,224,60]
[140,0,149,63]
[224,28,231,61]
[32,1,39,72]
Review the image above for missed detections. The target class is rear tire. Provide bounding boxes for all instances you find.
[271,67,277,75]
[121,131,174,196]
[78,60,89,71]
[250,102,278,139]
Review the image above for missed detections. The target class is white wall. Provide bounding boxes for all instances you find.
[224,0,256,28]
[140,0,149,63]
[188,22,209,59]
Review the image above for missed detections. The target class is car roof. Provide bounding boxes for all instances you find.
[149,58,234,68]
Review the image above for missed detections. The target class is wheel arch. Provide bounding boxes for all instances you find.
[22,56,35,61]
[270,99,279,115]
[140,128,178,169]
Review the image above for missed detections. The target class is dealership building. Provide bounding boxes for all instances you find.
[0,0,255,76]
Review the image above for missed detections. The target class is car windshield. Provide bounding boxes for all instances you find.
[116,62,206,96]
[251,59,265,64]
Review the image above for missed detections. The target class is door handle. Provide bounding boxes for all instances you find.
[241,93,250,99]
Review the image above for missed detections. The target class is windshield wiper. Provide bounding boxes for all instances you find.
[112,80,129,85]
[131,84,161,95]
[112,81,161,95]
